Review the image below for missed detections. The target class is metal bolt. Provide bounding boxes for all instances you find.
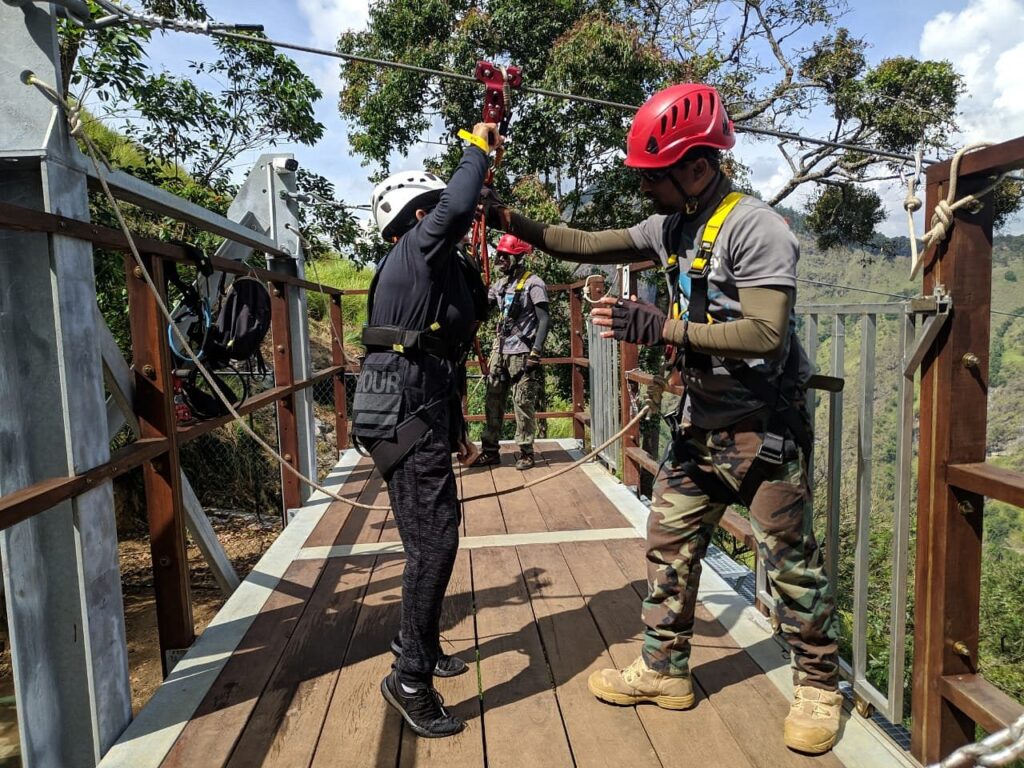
[158,556,171,568]
[958,499,975,515]
[854,698,873,718]
[277,345,285,354]
[953,641,971,658]
[133,266,144,279]
[142,364,156,379]
[284,454,293,463]
[962,352,979,369]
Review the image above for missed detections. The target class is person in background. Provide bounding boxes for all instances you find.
[473,234,550,470]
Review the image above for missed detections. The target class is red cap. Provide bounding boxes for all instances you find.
[496,233,534,256]
[624,83,735,169]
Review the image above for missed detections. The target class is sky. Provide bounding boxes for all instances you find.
[136,0,1024,235]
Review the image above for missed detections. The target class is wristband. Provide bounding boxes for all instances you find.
[458,129,489,153]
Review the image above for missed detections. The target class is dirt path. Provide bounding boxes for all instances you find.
[0,513,280,763]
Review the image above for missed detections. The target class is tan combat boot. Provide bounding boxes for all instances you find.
[588,656,695,710]
[783,685,842,754]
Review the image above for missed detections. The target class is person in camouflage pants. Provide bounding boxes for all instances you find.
[643,421,838,688]
[474,234,550,471]
[486,82,844,754]
[482,346,544,464]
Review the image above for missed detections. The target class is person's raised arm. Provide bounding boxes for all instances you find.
[420,123,501,268]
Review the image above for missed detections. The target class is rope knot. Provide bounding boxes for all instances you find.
[903,192,922,214]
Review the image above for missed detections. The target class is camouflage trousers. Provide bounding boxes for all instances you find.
[480,351,542,453]
[643,419,839,690]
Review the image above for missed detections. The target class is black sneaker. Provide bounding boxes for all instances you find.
[471,449,501,467]
[380,671,465,738]
[390,635,469,677]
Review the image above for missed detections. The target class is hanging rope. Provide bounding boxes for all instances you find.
[24,71,669,515]
[905,142,1008,278]
[23,72,392,512]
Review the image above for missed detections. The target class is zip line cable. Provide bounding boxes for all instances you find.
[24,70,659,513]
[70,0,955,168]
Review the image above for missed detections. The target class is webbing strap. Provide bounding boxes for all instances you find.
[686,191,745,369]
[687,191,744,324]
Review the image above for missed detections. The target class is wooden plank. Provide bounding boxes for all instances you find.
[912,170,993,763]
[270,281,302,519]
[515,544,662,766]
[562,541,752,768]
[539,447,634,530]
[520,450,592,531]
[398,551,484,766]
[330,296,348,450]
[309,554,405,768]
[491,450,548,535]
[126,252,194,670]
[570,288,586,440]
[472,547,574,768]
[947,462,1024,509]
[0,437,168,530]
[161,558,325,768]
[0,202,347,294]
[464,411,574,423]
[224,555,377,768]
[304,467,383,549]
[459,461,506,537]
[940,674,1024,736]
[927,135,1024,182]
[691,603,844,768]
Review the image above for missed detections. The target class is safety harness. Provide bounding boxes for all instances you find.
[491,269,536,386]
[663,191,825,505]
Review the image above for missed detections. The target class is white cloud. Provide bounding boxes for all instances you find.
[296,0,370,50]
[920,0,1024,142]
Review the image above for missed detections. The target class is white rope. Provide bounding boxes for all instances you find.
[905,142,1007,279]
[24,73,392,512]
[932,713,1024,768]
[24,72,663,513]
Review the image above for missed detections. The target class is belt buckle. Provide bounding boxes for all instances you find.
[687,247,712,278]
[756,431,786,465]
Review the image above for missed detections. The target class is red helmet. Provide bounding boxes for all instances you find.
[624,83,735,169]
[496,233,534,256]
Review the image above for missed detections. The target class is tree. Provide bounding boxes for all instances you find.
[805,183,885,253]
[335,0,978,246]
[59,0,356,238]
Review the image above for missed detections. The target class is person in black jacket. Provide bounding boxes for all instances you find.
[351,121,499,738]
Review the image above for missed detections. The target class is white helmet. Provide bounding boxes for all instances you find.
[370,170,447,241]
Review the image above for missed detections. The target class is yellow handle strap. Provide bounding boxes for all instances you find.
[458,129,489,153]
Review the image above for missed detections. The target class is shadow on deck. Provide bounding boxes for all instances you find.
[99,441,907,768]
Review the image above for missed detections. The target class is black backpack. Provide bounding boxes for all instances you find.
[204,276,272,370]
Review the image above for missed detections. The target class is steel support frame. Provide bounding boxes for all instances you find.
[0,5,132,763]
[215,154,318,509]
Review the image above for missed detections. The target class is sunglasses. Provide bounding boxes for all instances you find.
[636,166,673,183]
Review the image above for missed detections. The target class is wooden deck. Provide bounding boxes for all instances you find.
[101,441,901,768]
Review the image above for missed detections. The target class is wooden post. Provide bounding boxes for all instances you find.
[331,294,348,450]
[271,281,303,519]
[126,254,195,673]
[620,267,641,489]
[569,287,586,440]
[911,173,993,764]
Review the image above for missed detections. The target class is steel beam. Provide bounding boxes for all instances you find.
[0,5,132,763]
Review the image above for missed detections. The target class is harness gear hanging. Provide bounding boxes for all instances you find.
[467,60,522,377]
[493,269,535,386]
